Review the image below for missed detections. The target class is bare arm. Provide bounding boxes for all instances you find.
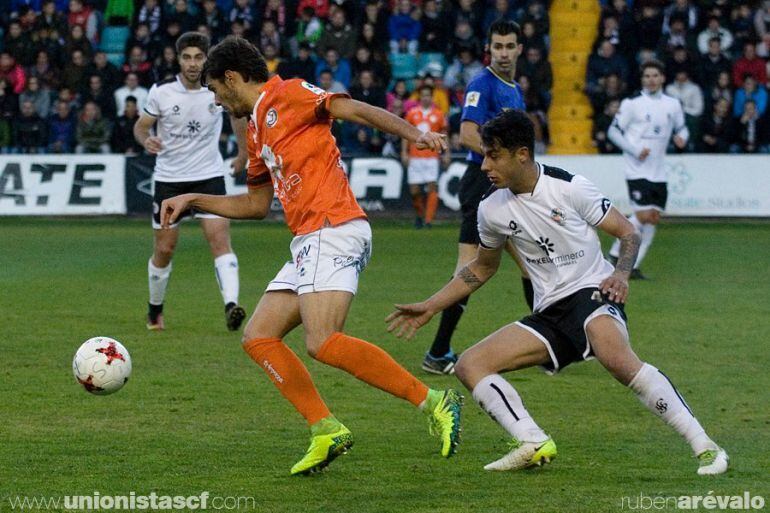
[597,207,641,303]
[459,120,482,155]
[327,97,447,152]
[133,113,162,153]
[160,185,273,228]
[386,245,503,339]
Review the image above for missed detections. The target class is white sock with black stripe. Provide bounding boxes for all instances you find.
[472,374,549,443]
[629,363,717,455]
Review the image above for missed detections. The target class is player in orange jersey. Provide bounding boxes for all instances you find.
[159,36,463,475]
[402,84,448,228]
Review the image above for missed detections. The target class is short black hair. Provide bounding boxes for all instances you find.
[480,110,534,157]
[126,95,138,103]
[176,31,210,55]
[640,58,665,75]
[203,36,268,85]
[487,19,521,44]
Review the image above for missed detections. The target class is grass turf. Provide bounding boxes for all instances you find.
[0,218,768,513]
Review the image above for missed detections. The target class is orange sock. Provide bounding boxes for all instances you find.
[243,337,331,426]
[411,193,425,219]
[315,332,429,407]
[425,190,439,224]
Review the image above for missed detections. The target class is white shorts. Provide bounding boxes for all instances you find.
[266,219,372,295]
[407,158,440,185]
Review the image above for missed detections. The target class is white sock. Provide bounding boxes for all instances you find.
[148,258,172,306]
[214,252,240,305]
[635,223,656,268]
[472,375,549,443]
[609,214,643,258]
[629,363,717,455]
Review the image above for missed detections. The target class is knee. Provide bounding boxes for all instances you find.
[154,243,176,264]
[453,353,476,389]
[304,331,332,359]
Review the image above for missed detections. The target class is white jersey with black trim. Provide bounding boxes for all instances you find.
[144,75,224,183]
[608,90,689,183]
[478,163,616,312]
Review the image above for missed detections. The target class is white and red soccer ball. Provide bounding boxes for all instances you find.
[72,337,132,395]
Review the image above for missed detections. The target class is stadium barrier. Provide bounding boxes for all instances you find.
[1,154,769,217]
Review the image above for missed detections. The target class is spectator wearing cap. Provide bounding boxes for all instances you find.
[699,97,731,153]
[388,0,421,55]
[733,75,768,118]
[315,48,351,89]
[277,43,316,83]
[697,16,733,55]
[419,0,449,54]
[732,42,767,88]
[47,99,76,153]
[317,9,357,59]
[443,46,483,90]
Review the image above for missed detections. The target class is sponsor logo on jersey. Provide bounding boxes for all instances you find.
[266,108,278,128]
[465,91,480,107]
[172,105,181,115]
[301,81,326,95]
[508,219,522,235]
[187,120,201,134]
[537,236,555,254]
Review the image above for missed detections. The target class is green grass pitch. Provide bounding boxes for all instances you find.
[1,218,768,513]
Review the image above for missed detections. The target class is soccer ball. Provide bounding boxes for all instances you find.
[72,337,132,395]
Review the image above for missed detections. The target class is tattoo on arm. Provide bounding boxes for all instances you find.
[457,266,483,291]
[615,231,641,273]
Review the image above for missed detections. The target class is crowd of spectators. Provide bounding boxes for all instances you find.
[0,0,553,156]
[591,0,770,154]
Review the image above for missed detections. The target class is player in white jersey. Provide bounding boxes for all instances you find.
[134,32,248,331]
[387,110,728,476]
[607,59,689,279]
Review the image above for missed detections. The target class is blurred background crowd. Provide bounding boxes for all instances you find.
[0,0,767,156]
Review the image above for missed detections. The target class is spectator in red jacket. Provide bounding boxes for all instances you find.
[0,53,26,94]
[733,41,767,88]
[296,0,329,20]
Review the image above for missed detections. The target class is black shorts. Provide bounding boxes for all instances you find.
[458,161,495,244]
[152,176,226,228]
[517,287,628,374]
[627,179,667,211]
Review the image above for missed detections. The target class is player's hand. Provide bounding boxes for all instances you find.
[638,148,650,161]
[673,135,686,149]
[385,302,435,339]
[230,152,248,176]
[143,136,163,154]
[160,194,193,229]
[415,131,448,153]
[599,271,629,304]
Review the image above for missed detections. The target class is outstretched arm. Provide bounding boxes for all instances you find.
[597,207,641,303]
[160,185,274,228]
[326,97,448,153]
[386,245,503,339]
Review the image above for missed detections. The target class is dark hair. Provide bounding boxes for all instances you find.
[126,95,138,103]
[480,110,534,157]
[418,84,434,94]
[640,58,665,75]
[487,19,521,44]
[176,31,210,54]
[203,36,268,85]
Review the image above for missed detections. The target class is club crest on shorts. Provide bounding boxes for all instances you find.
[550,208,566,225]
[266,108,278,128]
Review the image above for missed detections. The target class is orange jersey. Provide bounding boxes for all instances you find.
[246,76,366,235]
[405,105,446,158]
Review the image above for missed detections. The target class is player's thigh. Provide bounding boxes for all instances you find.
[454,243,479,274]
[152,227,180,262]
[455,323,550,389]
[243,290,301,342]
[585,315,642,385]
[504,239,529,278]
[298,290,354,356]
[200,217,233,256]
